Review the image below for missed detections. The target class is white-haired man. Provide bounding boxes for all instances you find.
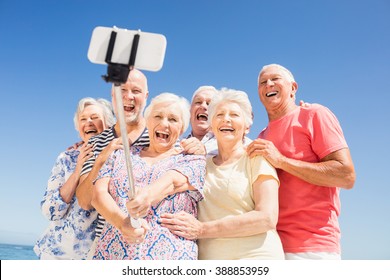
[247,64,356,260]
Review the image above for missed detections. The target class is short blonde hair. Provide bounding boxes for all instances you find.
[144,93,190,134]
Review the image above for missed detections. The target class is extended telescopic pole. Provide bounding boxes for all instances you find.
[113,83,141,229]
[103,29,141,229]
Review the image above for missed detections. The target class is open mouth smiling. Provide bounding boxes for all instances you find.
[219,127,234,132]
[197,113,208,121]
[265,91,278,97]
[156,131,169,139]
[85,129,98,135]
[124,104,135,112]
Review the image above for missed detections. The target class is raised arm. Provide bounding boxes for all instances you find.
[92,177,148,243]
[60,143,93,203]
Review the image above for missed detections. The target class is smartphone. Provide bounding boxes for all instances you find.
[88,26,167,72]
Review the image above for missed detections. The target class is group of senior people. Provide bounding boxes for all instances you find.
[35,64,355,260]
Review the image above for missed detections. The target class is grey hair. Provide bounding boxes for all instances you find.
[144,92,190,134]
[208,88,253,128]
[191,85,218,103]
[258,63,295,85]
[73,97,115,131]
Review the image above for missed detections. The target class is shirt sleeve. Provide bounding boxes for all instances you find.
[250,155,280,187]
[80,137,97,177]
[40,151,76,221]
[310,105,348,159]
[170,154,206,202]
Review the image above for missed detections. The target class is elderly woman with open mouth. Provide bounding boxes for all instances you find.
[91,92,206,260]
[160,88,284,260]
[34,97,115,259]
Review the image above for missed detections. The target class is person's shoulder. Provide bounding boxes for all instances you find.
[299,103,341,126]
[138,128,150,141]
[89,126,115,143]
[246,154,276,174]
[301,103,332,112]
[60,147,79,159]
[243,135,252,145]
[299,103,334,117]
[299,102,321,111]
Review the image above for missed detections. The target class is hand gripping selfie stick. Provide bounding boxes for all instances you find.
[88,26,166,229]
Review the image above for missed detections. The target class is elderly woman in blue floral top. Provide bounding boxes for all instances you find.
[34,97,115,259]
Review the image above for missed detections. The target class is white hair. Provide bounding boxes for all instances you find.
[191,85,218,103]
[208,88,253,128]
[144,92,190,134]
[258,63,296,85]
[73,97,115,131]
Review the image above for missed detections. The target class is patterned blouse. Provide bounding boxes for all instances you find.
[34,147,97,259]
[93,147,206,260]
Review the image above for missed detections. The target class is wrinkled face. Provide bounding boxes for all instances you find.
[258,66,297,111]
[112,70,148,124]
[77,105,106,142]
[147,102,183,153]
[211,102,248,144]
[190,90,214,138]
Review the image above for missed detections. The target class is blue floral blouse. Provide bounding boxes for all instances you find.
[33,147,97,259]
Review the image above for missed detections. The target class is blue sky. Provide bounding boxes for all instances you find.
[0,0,389,260]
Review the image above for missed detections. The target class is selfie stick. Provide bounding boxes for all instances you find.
[102,30,141,229]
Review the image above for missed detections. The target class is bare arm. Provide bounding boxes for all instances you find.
[279,148,355,189]
[150,169,194,202]
[160,176,279,240]
[76,139,123,210]
[126,170,193,218]
[200,176,279,238]
[92,177,148,243]
[92,177,127,228]
[247,139,356,189]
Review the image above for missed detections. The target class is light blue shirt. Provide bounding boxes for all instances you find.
[34,148,97,259]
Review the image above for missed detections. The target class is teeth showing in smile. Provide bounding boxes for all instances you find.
[124,105,135,111]
[85,129,97,134]
[156,131,169,139]
[197,113,208,121]
[220,127,234,132]
[266,92,277,97]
